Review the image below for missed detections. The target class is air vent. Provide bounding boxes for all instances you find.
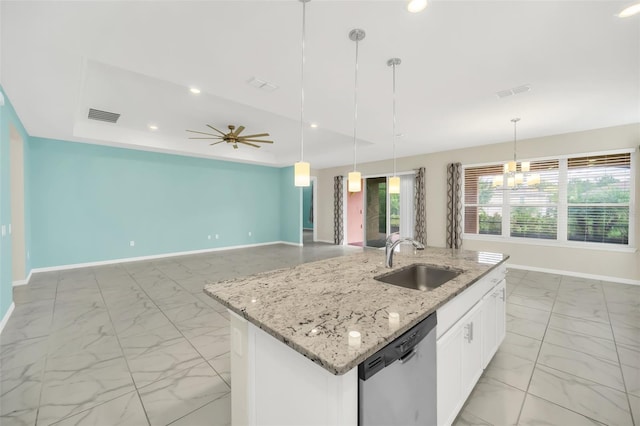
[88,108,120,123]
[247,77,279,92]
[495,84,531,99]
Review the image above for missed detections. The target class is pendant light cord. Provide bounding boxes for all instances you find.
[353,38,359,172]
[392,62,397,177]
[512,118,518,163]
[299,1,307,162]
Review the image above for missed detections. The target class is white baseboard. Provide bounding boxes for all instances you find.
[13,270,33,287]
[0,303,15,335]
[28,241,300,275]
[279,241,303,247]
[315,239,335,244]
[507,263,640,286]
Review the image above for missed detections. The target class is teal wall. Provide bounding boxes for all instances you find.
[0,86,31,321]
[302,183,313,229]
[29,137,299,268]
[279,166,302,244]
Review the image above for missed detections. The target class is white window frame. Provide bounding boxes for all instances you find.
[462,149,636,252]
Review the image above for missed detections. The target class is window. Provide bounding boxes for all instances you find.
[464,165,503,235]
[509,160,559,240]
[567,154,631,244]
[463,151,633,246]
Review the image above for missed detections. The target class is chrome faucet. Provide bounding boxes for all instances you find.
[385,233,425,268]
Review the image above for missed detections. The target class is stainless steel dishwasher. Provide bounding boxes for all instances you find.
[358,312,437,426]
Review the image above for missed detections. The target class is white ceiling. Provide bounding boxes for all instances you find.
[1,1,639,168]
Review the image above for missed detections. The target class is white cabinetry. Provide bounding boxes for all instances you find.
[482,279,506,368]
[436,268,506,426]
[436,304,483,426]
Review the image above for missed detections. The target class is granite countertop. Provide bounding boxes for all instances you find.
[203,246,508,375]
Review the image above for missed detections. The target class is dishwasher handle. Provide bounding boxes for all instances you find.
[399,348,417,364]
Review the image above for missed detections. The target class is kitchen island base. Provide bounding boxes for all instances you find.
[230,312,357,426]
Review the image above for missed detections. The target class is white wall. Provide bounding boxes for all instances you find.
[317,124,640,282]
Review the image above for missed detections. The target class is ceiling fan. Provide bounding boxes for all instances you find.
[186,124,273,149]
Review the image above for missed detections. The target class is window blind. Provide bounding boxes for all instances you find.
[509,160,559,240]
[567,153,630,244]
[464,165,503,235]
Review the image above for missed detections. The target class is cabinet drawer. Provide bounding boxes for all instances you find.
[437,264,506,339]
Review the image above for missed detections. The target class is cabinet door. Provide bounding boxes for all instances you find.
[461,305,483,400]
[495,279,506,348]
[437,325,463,426]
[481,291,497,369]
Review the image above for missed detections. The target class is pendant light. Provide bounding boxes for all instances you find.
[387,58,401,194]
[494,118,540,188]
[347,28,365,193]
[294,0,311,187]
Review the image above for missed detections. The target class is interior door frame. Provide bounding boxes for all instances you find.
[343,171,414,247]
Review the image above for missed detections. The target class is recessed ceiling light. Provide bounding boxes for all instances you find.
[310,123,318,128]
[189,87,201,94]
[618,3,640,17]
[148,124,158,131]
[407,0,427,13]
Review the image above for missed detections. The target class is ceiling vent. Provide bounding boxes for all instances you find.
[247,77,278,92]
[495,84,531,99]
[88,108,120,123]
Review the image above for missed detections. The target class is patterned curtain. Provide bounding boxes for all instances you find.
[414,167,426,245]
[333,176,344,245]
[446,162,463,249]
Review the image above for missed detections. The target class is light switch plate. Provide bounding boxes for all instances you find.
[129,240,135,247]
[1,225,5,237]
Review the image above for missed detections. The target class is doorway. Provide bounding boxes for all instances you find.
[10,125,26,282]
[302,177,318,245]
[345,174,414,248]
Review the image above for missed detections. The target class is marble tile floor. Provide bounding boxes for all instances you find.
[1,243,638,426]
[0,242,359,426]
[454,269,640,426]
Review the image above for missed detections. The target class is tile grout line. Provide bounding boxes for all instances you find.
[118,264,231,418]
[600,280,637,426]
[34,272,61,426]
[513,270,560,425]
[94,268,152,426]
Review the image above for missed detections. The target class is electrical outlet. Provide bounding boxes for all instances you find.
[129,240,135,247]
[27,251,30,260]
[248,231,252,237]
[215,234,219,239]
[207,235,212,240]
[8,224,12,235]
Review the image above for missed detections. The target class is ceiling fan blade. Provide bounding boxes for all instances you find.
[240,139,273,143]
[239,133,269,139]
[232,125,245,137]
[209,141,225,145]
[206,125,227,136]
[189,137,221,139]
[238,141,261,148]
[186,130,220,137]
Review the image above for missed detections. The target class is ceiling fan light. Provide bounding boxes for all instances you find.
[492,175,504,187]
[389,176,400,194]
[521,161,530,172]
[294,161,310,187]
[506,161,517,173]
[348,171,362,193]
[507,176,515,188]
[515,173,524,185]
[407,0,427,13]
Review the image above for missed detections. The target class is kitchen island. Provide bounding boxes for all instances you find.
[204,246,508,426]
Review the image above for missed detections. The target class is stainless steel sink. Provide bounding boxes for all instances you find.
[374,264,463,291]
